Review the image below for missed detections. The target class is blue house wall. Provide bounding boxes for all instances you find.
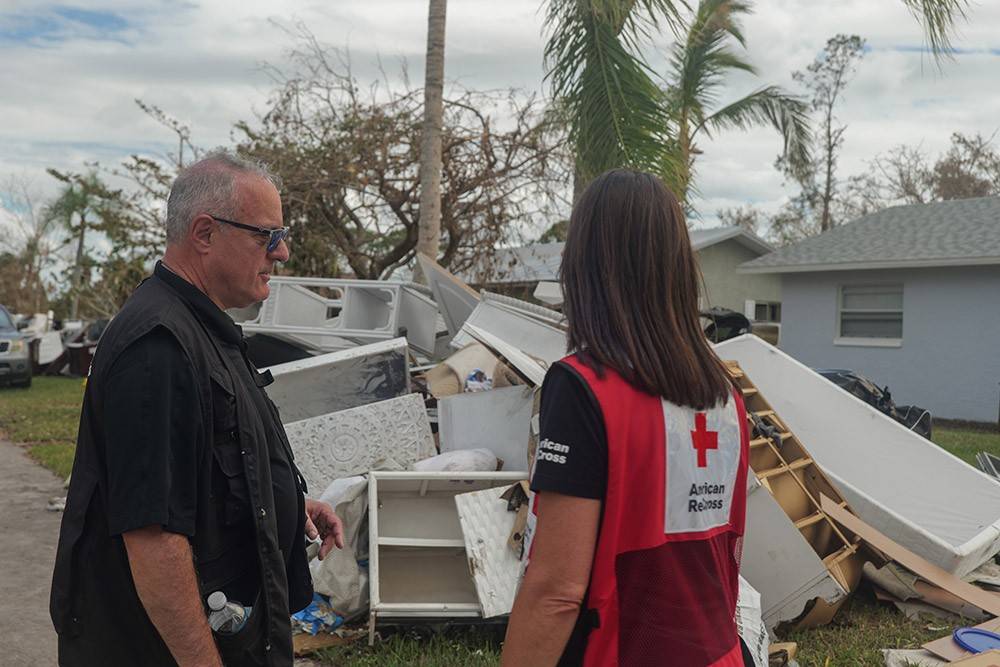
[778,265,1000,422]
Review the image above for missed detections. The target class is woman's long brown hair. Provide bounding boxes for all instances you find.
[560,169,733,409]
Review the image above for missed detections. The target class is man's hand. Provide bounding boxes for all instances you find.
[304,499,344,560]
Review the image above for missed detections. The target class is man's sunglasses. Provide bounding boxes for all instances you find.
[210,215,290,253]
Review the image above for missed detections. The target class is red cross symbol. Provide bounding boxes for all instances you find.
[691,413,718,468]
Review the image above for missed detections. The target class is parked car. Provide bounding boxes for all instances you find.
[815,368,932,439]
[0,304,32,388]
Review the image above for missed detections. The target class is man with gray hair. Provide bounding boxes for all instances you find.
[51,151,343,666]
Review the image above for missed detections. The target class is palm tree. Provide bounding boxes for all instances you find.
[45,170,105,319]
[416,0,448,272]
[664,0,810,205]
[544,0,968,193]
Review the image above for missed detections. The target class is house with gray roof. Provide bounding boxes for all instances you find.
[465,227,782,320]
[740,196,1000,422]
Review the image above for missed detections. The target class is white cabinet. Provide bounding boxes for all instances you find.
[367,471,525,639]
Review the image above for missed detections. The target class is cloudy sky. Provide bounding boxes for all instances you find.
[1,0,999,233]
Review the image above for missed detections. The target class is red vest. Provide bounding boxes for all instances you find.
[536,355,749,667]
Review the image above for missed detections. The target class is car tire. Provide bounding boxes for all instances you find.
[13,375,31,389]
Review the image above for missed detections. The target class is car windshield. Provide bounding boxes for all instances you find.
[0,309,14,331]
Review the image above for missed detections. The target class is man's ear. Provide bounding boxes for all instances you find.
[189,214,216,254]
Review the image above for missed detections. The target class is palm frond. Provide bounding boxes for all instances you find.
[700,86,812,170]
[544,0,687,182]
[899,0,969,58]
[666,0,756,123]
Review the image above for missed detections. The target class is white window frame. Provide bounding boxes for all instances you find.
[835,283,903,348]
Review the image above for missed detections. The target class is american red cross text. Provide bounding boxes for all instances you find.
[690,413,718,468]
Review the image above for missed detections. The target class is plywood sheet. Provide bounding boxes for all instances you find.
[821,494,1000,617]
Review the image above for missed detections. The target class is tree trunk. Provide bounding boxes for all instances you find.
[70,215,87,320]
[415,0,447,278]
[821,106,835,232]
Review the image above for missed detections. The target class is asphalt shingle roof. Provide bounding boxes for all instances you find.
[465,227,772,284]
[741,196,1000,273]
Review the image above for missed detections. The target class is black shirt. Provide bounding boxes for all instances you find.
[530,361,608,499]
[149,264,303,604]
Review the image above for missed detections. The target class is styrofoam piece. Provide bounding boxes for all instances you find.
[741,474,848,629]
[285,393,435,491]
[716,334,1000,576]
[234,276,439,355]
[461,324,547,387]
[438,386,534,471]
[367,471,525,633]
[450,293,567,365]
[264,338,409,423]
[417,253,480,336]
[455,486,523,618]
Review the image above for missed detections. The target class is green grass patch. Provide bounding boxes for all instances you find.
[933,425,1000,466]
[0,376,83,477]
[785,593,951,666]
[314,627,502,666]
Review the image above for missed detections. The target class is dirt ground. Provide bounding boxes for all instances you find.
[0,439,64,666]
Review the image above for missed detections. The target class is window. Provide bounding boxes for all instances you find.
[754,302,781,323]
[838,284,903,341]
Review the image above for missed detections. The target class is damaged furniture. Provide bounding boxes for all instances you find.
[233,276,439,356]
[717,334,1000,577]
[450,291,567,365]
[729,362,866,629]
[366,471,525,642]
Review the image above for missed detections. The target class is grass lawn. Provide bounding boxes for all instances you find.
[0,376,84,479]
[2,377,999,664]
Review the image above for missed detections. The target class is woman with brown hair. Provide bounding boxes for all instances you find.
[501,169,750,667]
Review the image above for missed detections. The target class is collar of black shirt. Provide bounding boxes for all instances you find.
[154,260,244,347]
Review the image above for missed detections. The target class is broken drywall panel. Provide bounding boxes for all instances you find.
[450,295,567,365]
[821,495,1000,617]
[417,253,481,336]
[716,334,1000,577]
[439,386,534,472]
[265,338,409,423]
[741,475,848,630]
[284,393,434,491]
[455,485,523,618]
[881,649,948,667]
[461,324,546,387]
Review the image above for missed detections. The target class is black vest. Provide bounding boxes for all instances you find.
[50,273,312,666]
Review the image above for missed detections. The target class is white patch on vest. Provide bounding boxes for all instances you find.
[663,398,741,534]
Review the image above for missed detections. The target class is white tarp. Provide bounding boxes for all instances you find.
[716,334,1000,576]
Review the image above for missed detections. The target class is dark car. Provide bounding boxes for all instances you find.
[0,305,32,388]
[815,369,931,439]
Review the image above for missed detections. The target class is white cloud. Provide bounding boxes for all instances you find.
[1,0,998,231]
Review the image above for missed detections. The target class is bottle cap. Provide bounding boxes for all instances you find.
[207,591,228,612]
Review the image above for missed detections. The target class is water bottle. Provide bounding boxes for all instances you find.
[207,591,251,635]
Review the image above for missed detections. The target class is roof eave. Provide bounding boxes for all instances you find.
[738,255,1000,274]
